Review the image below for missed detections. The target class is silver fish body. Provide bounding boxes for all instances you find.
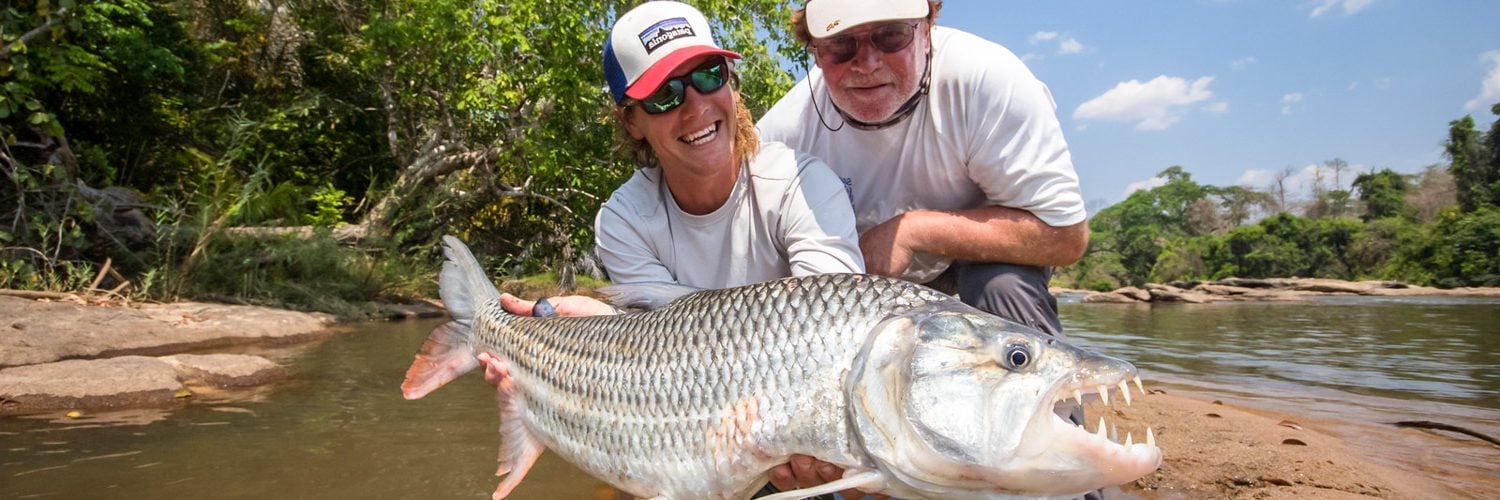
[402,236,1161,499]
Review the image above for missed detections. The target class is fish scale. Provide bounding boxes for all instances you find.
[469,274,932,495]
[403,236,1162,500]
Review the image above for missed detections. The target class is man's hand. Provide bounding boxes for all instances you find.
[477,352,508,388]
[859,215,914,278]
[498,293,617,317]
[768,455,874,498]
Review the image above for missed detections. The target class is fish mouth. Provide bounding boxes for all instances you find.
[1019,372,1163,490]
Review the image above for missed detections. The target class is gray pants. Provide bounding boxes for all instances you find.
[927,261,1063,338]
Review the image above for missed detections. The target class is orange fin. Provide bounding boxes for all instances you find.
[489,355,546,499]
[401,321,478,400]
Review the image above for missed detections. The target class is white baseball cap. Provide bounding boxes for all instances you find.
[805,0,930,38]
[603,1,742,104]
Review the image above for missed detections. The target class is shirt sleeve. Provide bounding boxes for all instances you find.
[778,154,866,276]
[594,202,677,284]
[955,39,1088,227]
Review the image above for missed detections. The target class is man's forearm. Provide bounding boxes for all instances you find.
[895,206,1088,267]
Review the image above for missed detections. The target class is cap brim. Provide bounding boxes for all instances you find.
[624,46,742,101]
[808,0,930,38]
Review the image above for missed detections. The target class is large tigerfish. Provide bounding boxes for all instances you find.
[402,236,1161,499]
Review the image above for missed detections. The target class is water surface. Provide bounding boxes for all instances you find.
[2,296,1497,498]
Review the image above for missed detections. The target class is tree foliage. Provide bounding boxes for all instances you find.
[1062,106,1500,289]
[1,0,799,307]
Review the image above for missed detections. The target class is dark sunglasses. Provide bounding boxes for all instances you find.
[810,22,919,66]
[635,58,729,115]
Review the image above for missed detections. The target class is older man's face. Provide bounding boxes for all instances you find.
[812,20,929,124]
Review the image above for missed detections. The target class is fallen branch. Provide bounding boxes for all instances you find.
[0,289,77,300]
[1391,420,1500,447]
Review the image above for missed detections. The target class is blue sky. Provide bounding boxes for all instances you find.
[932,0,1500,211]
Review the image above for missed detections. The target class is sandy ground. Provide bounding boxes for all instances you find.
[1102,387,1497,499]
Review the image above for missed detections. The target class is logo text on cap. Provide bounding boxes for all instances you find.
[639,17,695,54]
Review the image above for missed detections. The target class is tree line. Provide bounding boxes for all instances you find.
[2,1,1496,315]
[1,0,796,314]
[1059,107,1500,291]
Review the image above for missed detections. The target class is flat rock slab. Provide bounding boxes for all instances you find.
[0,354,284,415]
[0,296,336,368]
[160,354,287,387]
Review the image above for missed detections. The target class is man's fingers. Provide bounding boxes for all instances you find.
[498,293,535,316]
[767,463,796,491]
[816,463,842,482]
[789,455,819,483]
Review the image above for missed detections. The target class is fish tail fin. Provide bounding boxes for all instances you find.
[400,236,501,400]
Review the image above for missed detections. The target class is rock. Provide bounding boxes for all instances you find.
[1284,278,1372,294]
[0,296,335,368]
[1145,284,1219,303]
[0,354,287,415]
[1216,278,1276,289]
[1083,291,1146,303]
[1116,287,1152,302]
[0,357,182,415]
[380,299,447,320]
[160,354,286,387]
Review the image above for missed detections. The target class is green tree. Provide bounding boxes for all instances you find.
[1352,168,1411,221]
[1445,115,1495,213]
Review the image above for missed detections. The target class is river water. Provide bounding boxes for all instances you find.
[2,295,1497,498]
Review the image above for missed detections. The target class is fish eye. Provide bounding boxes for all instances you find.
[1004,343,1031,369]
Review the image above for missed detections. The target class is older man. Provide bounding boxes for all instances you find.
[756,0,1090,494]
[760,0,1088,334]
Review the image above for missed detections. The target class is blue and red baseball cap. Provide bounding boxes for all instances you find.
[603,1,742,104]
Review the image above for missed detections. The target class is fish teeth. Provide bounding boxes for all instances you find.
[1098,385,1110,406]
[1073,389,1083,405]
[1147,427,1156,447]
[1096,417,1107,440]
[1134,376,1145,394]
[1125,432,1134,446]
[1119,381,1132,406]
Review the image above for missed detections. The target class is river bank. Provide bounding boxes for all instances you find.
[1059,276,1500,304]
[1,284,1496,498]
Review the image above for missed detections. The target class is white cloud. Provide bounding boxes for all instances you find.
[1309,0,1374,18]
[1029,31,1059,44]
[1074,75,1216,130]
[1124,176,1169,197]
[1464,50,1500,111]
[1058,38,1084,55]
[1237,162,1374,198]
[1029,31,1084,56]
[1231,57,1258,71]
[1203,101,1230,113]
[1281,92,1305,115]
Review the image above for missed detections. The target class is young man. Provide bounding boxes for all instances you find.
[756,0,1090,494]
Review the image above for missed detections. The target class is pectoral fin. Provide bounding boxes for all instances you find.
[755,470,885,500]
[489,356,545,500]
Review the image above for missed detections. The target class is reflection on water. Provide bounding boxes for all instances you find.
[2,296,1497,498]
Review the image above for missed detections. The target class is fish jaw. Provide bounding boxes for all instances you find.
[846,303,1161,498]
[979,351,1162,494]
